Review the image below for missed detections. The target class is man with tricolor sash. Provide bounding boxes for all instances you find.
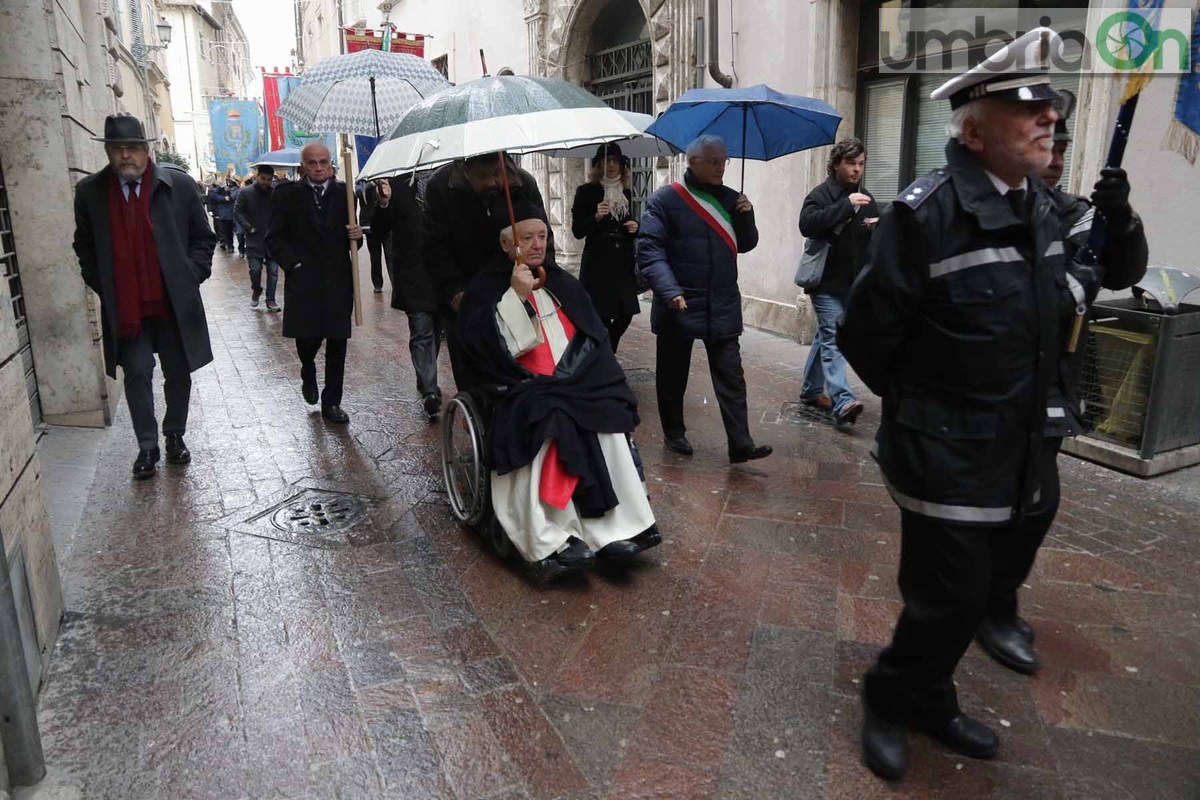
[636,135,773,464]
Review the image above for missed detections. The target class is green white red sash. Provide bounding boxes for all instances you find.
[671,181,737,255]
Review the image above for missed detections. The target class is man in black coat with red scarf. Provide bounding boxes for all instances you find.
[73,114,217,479]
[267,143,365,424]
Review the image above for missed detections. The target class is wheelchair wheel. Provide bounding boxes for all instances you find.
[441,394,489,527]
[486,515,513,559]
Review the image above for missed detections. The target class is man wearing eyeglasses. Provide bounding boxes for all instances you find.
[637,134,772,464]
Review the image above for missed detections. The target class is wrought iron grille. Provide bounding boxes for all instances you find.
[588,40,654,220]
[1077,321,1156,448]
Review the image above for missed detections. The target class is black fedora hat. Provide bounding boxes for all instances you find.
[591,142,630,167]
[92,113,154,144]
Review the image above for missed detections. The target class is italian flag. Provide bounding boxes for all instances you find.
[672,181,738,255]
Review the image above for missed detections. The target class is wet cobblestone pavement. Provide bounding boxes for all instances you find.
[30,251,1200,799]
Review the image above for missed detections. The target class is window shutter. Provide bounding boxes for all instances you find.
[862,79,906,204]
[914,74,954,179]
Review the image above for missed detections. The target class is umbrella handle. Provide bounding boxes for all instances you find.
[532,265,547,291]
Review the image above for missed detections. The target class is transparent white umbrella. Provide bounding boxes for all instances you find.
[537,111,680,159]
[360,76,641,179]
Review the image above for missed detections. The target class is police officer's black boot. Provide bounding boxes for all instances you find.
[977,617,1040,674]
[861,702,910,781]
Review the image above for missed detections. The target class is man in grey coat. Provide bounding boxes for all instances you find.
[73,114,217,479]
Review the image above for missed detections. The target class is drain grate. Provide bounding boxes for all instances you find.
[217,485,399,549]
[271,494,367,536]
[779,400,836,427]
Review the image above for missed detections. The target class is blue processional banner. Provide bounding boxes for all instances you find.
[208,99,263,176]
[1164,3,1200,164]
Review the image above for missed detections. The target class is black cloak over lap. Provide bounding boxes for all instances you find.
[458,254,641,518]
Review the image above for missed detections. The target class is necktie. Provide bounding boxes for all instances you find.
[313,184,325,205]
[1006,188,1028,225]
[125,181,139,200]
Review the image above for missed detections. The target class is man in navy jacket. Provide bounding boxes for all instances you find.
[636,135,772,464]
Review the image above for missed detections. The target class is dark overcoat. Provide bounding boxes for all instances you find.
[267,180,357,340]
[570,182,641,320]
[73,164,217,379]
[798,175,880,297]
[636,169,759,341]
[422,159,552,316]
[370,178,437,313]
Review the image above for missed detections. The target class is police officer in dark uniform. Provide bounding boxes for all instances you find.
[838,29,1148,781]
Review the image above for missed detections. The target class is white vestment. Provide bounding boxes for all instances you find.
[491,287,656,562]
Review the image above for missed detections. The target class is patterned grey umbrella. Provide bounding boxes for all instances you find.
[278,50,450,137]
[361,76,641,178]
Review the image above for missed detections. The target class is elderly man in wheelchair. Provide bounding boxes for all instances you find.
[441,200,661,582]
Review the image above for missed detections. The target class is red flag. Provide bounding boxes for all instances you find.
[261,69,293,151]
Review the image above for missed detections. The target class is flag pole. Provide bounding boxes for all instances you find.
[341,134,363,327]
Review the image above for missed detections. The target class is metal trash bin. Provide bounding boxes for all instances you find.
[1067,266,1200,475]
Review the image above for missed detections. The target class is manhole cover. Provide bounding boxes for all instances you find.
[218,485,395,549]
[625,368,655,385]
[780,401,835,427]
[271,494,367,535]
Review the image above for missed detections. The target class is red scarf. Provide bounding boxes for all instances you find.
[108,162,168,338]
[517,293,580,510]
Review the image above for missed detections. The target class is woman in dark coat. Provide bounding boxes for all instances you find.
[570,143,641,353]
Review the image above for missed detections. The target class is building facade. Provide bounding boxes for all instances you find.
[108,0,176,151]
[162,0,252,177]
[0,0,146,722]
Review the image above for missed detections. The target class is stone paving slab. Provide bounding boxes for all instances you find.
[23,251,1200,799]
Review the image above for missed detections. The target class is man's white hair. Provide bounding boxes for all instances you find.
[686,134,726,160]
[946,99,991,142]
[499,226,514,245]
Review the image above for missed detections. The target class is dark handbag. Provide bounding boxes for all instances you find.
[793,239,830,289]
[793,219,848,290]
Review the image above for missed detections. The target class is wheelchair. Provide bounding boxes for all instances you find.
[440,389,514,560]
[441,386,659,582]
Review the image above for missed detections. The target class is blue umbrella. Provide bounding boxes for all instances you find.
[252,147,302,168]
[645,85,843,187]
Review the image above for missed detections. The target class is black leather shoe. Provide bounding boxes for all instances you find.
[301,372,319,405]
[977,617,1040,675]
[629,525,662,553]
[322,405,350,424]
[664,435,693,456]
[422,393,442,418]
[132,447,160,480]
[164,434,191,465]
[918,714,999,759]
[1014,615,1035,644]
[531,537,595,582]
[730,443,773,463]
[862,706,910,781]
[596,539,641,561]
[556,536,595,570]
